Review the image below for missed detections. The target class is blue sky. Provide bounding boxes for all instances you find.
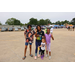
[0,12,75,24]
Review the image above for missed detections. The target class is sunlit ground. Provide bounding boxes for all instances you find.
[0,28,75,62]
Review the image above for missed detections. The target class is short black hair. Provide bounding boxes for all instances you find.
[47,28,50,30]
[27,25,32,28]
[42,38,44,39]
[36,25,41,31]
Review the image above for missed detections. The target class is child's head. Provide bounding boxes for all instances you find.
[36,25,41,31]
[42,38,45,43]
[47,28,50,34]
[27,25,32,30]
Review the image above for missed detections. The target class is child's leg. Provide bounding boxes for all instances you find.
[29,43,33,57]
[46,44,48,55]
[24,45,28,57]
[38,42,41,55]
[41,50,43,59]
[23,42,28,59]
[49,43,51,56]
[42,50,45,57]
[41,50,42,56]
[35,41,38,56]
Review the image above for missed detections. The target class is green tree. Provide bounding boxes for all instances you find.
[71,18,75,25]
[20,23,24,27]
[14,19,20,25]
[64,20,69,24]
[5,18,21,25]
[55,21,61,25]
[45,19,52,25]
[39,19,45,25]
[0,22,2,25]
[25,23,27,25]
[29,18,38,25]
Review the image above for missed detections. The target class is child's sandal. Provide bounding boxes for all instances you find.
[22,56,26,60]
[29,54,33,57]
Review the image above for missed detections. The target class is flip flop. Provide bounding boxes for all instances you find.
[22,56,26,60]
[29,54,33,57]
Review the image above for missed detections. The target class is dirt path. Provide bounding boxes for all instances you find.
[0,28,75,62]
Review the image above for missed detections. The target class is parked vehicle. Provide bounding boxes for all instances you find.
[9,27,13,31]
[14,27,18,31]
[1,27,6,32]
[18,27,21,29]
[6,28,8,31]
[41,26,45,30]
[21,27,24,31]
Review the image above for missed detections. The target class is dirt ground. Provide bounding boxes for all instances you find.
[0,28,75,62]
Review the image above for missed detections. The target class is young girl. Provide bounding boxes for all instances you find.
[35,25,45,60]
[22,25,35,60]
[45,28,54,59]
[38,38,46,60]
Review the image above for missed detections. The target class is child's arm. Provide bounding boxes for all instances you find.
[38,45,41,48]
[35,29,39,37]
[51,34,54,40]
[44,35,47,44]
[45,45,47,50]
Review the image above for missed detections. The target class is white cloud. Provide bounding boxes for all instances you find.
[0,12,75,24]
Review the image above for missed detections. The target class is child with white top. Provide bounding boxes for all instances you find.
[50,26,53,34]
[39,38,46,60]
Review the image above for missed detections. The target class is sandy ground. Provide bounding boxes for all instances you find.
[0,28,75,62]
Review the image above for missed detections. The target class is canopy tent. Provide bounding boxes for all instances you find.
[53,25,59,29]
[69,25,73,26]
[54,25,59,27]
[61,25,64,26]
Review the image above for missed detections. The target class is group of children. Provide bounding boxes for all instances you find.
[22,25,54,60]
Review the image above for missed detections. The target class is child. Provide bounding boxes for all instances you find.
[45,28,54,59]
[38,38,46,60]
[45,27,47,33]
[22,25,35,60]
[50,26,53,34]
[34,25,45,60]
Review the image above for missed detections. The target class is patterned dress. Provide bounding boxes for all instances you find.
[24,29,35,43]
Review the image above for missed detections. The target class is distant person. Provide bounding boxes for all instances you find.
[45,27,48,34]
[73,26,74,31]
[22,25,35,60]
[68,26,70,31]
[45,28,54,59]
[50,26,53,34]
[34,25,45,60]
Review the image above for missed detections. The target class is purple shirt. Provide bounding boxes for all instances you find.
[45,34,51,44]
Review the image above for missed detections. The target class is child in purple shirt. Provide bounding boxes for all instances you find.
[45,28,54,59]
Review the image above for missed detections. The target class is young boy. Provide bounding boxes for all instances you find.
[22,25,35,60]
[45,28,54,59]
[39,38,46,60]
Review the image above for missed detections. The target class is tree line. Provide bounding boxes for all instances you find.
[0,18,75,26]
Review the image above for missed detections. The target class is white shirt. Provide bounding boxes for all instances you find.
[41,42,45,50]
[50,28,53,32]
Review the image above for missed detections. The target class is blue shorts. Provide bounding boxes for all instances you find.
[25,42,32,46]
